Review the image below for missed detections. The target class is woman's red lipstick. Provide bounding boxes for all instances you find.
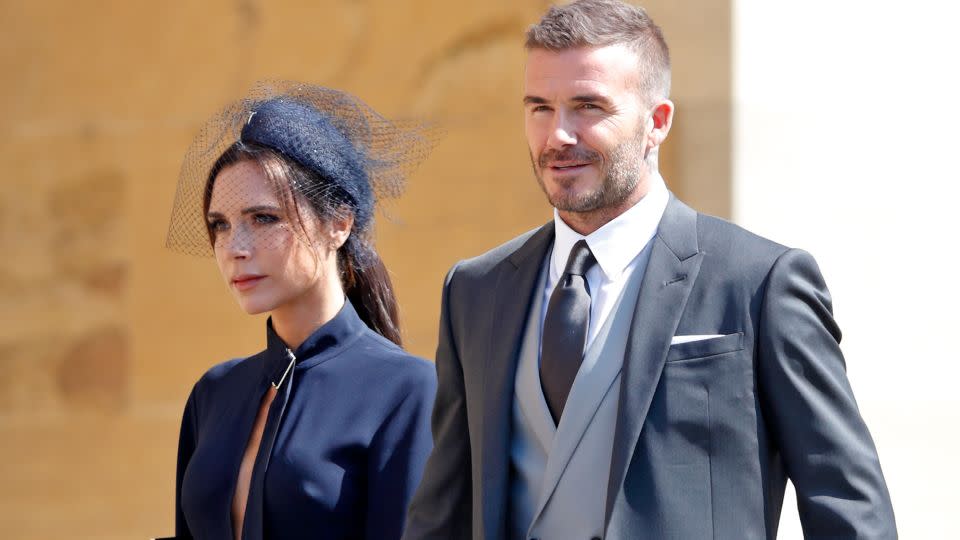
[232,274,266,292]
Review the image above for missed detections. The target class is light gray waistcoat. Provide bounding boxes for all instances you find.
[509,246,649,540]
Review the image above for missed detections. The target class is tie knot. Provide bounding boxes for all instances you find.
[563,239,596,276]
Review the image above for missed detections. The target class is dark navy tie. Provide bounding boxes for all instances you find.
[540,239,597,424]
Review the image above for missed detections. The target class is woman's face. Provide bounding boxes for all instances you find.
[206,159,338,315]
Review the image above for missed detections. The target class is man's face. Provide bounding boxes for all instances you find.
[524,44,652,214]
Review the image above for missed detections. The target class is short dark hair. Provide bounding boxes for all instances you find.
[525,0,671,100]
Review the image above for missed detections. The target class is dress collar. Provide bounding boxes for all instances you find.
[263,299,367,382]
[551,172,669,282]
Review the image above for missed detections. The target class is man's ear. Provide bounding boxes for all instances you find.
[647,99,675,148]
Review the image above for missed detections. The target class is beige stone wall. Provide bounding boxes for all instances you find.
[0,1,729,538]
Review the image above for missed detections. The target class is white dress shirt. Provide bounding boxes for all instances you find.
[540,173,669,350]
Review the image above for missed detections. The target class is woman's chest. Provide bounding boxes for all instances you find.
[183,379,379,528]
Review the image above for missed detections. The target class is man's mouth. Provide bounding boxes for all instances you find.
[549,162,591,172]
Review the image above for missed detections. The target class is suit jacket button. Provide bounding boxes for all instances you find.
[590,537,602,540]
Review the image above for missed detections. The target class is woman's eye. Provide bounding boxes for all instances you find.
[207,219,229,233]
[254,213,280,225]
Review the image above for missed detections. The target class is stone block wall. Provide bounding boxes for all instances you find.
[0,1,729,537]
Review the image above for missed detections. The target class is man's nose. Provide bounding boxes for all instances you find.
[546,112,577,149]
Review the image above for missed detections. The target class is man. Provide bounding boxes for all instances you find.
[403,1,896,539]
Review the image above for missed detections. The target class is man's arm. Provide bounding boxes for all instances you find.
[402,264,473,540]
[757,248,896,538]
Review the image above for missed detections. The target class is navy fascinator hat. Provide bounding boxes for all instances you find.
[240,97,374,230]
[166,81,435,264]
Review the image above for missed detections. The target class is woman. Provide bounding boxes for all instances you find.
[165,82,437,540]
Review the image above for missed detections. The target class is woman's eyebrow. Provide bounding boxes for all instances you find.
[206,205,281,220]
[240,205,282,215]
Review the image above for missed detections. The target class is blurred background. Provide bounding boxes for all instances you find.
[0,0,956,538]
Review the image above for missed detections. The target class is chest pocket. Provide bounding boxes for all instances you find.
[666,332,743,363]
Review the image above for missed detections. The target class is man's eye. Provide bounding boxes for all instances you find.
[579,103,600,110]
[254,213,280,225]
[532,105,552,113]
[207,219,229,233]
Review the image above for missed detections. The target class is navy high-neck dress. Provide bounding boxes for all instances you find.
[174,301,436,540]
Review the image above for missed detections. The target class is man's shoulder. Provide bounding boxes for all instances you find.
[696,212,786,254]
[689,207,799,279]
[449,223,551,280]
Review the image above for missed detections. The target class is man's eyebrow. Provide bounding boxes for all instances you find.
[206,211,225,220]
[571,94,613,105]
[523,94,614,106]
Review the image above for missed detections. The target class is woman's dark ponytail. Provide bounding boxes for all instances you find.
[340,244,402,346]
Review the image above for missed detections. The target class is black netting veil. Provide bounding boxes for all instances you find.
[166,81,435,266]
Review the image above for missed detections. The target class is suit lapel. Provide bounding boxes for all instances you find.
[604,196,704,527]
[480,223,554,540]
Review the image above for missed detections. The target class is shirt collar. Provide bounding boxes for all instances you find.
[551,172,669,282]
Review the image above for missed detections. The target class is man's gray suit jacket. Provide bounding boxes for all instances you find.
[403,195,896,540]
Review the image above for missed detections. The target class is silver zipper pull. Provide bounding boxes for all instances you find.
[272,349,296,389]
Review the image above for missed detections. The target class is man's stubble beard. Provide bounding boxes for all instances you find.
[532,131,647,214]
